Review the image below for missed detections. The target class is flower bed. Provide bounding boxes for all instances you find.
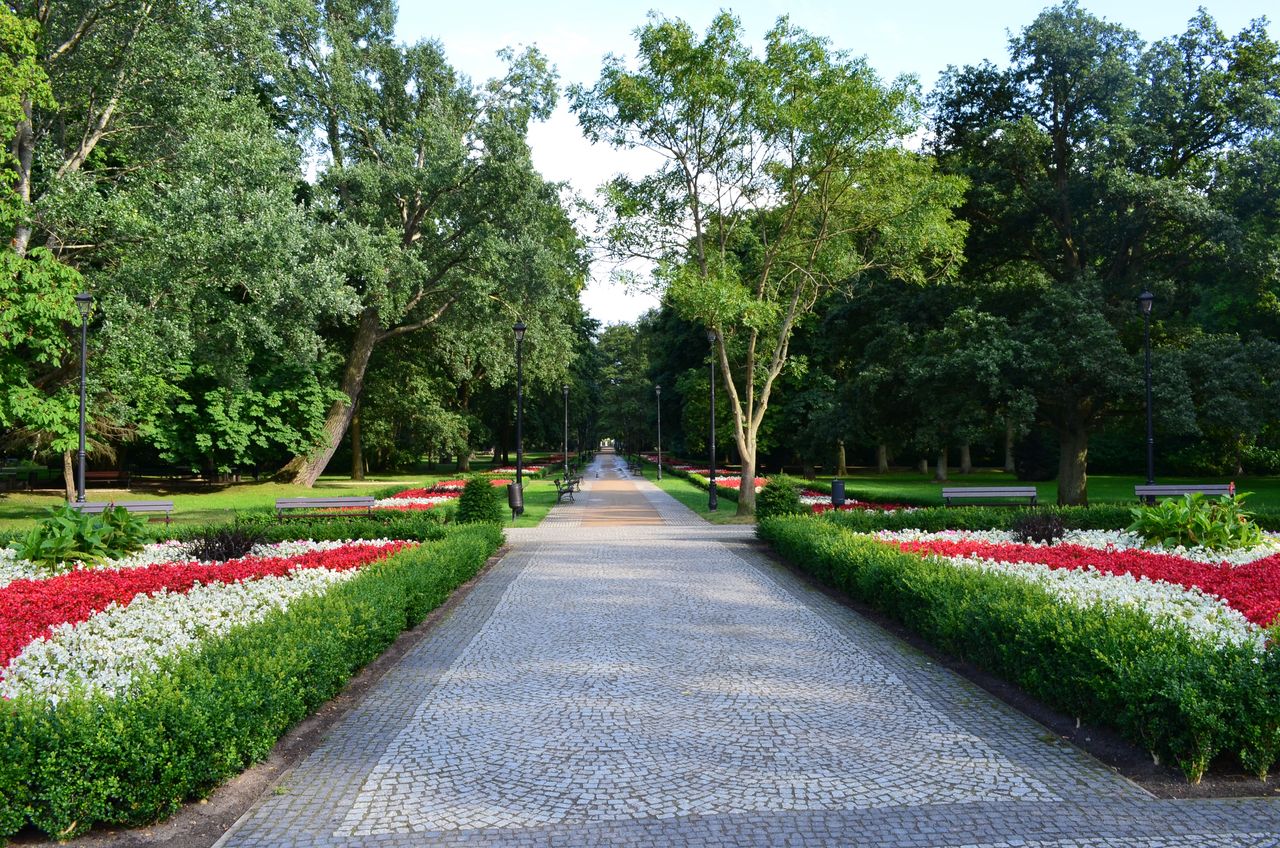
[757,515,1280,784]
[800,489,916,514]
[0,524,503,840]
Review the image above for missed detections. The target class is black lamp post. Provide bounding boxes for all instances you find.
[1139,291,1155,489]
[513,321,526,513]
[707,330,718,512]
[562,383,569,480]
[655,384,662,481]
[74,292,93,503]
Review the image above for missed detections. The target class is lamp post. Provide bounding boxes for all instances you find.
[1138,291,1155,490]
[74,293,93,503]
[655,385,662,480]
[513,321,526,512]
[562,383,570,480]
[707,330,718,512]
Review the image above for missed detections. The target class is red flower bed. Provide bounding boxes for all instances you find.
[891,538,1280,627]
[387,488,462,500]
[811,500,914,514]
[0,542,414,669]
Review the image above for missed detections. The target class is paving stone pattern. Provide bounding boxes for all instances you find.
[216,453,1280,847]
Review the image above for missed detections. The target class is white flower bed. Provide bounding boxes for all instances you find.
[869,528,1280,566]
[373,495,455,508]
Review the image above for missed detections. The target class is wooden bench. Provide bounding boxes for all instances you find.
[942,486,1038,507]
[553,478,575,503]
[1134,484,1233,503]
[275,496,375,519]
[84,469,131,488]
[69,500,174,523]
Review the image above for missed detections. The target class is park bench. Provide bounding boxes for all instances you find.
[84,469,131,488]
[1134,484,1233,503]
[69,500,174,523]
[553,478,576,503]
[275,496,375,520]
[0,469,36,492]
[942,486,1038,507]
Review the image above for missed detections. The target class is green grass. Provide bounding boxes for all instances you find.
[506,478,563,528]
[645,470,754,524]
[808,469,1280,510]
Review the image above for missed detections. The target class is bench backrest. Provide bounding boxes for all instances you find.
[941,487,1038,497]
[69,500,173,513]
[275,496,375,509]
[1134,484,1232,497]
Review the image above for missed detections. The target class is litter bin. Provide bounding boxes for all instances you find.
[507,482,525,518]
[831,479,846,508]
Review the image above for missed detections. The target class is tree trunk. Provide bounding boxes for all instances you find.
[934,449,948,482]
[62,450,74,501]
[876,444,889,474]
[1004,421,1017,473]
[917,457,928,475]
[281,308,381,487]
[10,102,35,257]
[836,440,849,476]
[1057,427,1089,506]
[959,443,973,474]
[350,404,365,480]
[736,448,757,515]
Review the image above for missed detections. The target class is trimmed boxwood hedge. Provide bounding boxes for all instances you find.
[757,514,1280,784]
[0,523,502,840]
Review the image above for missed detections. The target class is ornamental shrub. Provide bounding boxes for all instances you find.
[1128,493,1264,551]
[756,475,805,520]
[457,477,503,524]
[1010,512,1066,545]
[0,524,503,839]
[15,504,148,573]
[185,526,266,562]
[756,514,1279,783]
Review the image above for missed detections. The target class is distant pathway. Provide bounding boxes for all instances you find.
[216,450,1280,847]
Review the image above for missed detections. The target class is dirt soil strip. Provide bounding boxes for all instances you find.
[13,546,512,848]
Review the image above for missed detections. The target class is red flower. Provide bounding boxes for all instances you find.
[891,538,1280,627]
[0,542,414,670]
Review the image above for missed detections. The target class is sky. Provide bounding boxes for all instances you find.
[395,1,1274,326]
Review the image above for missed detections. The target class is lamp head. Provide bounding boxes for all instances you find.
[75,292,93,319]
[656,385,661,396]
[513,321,526,343]
[707,329,717,344]
[1138,291,1154,316]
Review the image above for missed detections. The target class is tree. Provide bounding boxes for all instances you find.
[932,3,1280,503]
[273,2,584,485]
[573,13,966,512]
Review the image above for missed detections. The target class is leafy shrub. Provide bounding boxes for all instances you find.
[0,524,503,839]
[756,476,805,519]
[1240,445,1280,475]
[1011,512,1066,544]
[1128,493,1264,551]
[14,504,149,573]
[821,504,1138,533]
[756,514,1280,783]
[457,477,503,524]
[223,510,451,544]
[185,526,266,562]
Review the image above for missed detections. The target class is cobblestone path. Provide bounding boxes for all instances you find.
[216,452,1280,847]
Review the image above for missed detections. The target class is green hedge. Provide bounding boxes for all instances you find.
[757,515,1280,784]
[0,523,503,840]
[819,504,1137,532]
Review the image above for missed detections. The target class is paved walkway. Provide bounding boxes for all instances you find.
[217,452,1280,847]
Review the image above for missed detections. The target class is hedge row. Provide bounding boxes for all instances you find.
[0,523,503,840]
[819,504,1137,532]
[756,514,1280,784]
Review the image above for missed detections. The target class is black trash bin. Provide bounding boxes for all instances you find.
[831,479,846,507]
[507,482,525,518]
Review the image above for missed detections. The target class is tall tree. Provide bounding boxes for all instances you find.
[573,13,966,512]
[932,3,1280,503]
[274,2,583,485]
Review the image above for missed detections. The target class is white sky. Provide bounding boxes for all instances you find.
[395,1,1274,326]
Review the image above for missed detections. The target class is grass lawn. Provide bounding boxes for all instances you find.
[642,466,755,524]
[506,478,563,528]
[816,469,1280,510]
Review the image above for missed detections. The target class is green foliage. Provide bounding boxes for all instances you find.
[456,477,504,524]
[820,504,1138,533]
[14,504,148,573]
[1128,493,1265,551]
[755,475,806,520]
[0,524,502,839]
[757,515,1280,783]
